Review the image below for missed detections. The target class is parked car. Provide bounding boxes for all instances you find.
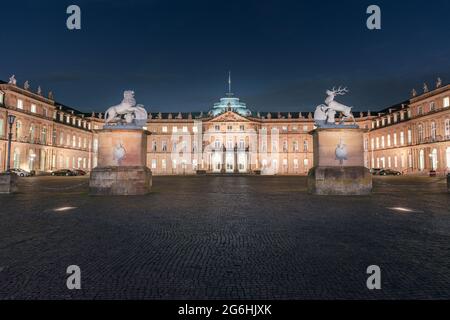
[379,169,402,176]
[3,168,32,177]
[72,169,87,176]
[370,168,382,175]
[51,169,76,176]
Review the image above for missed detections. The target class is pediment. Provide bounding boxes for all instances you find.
[209,111,250,122]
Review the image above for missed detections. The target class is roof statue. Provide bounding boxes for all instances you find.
[8,75,17,85]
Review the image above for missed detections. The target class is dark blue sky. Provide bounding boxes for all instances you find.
[1,0,449,113]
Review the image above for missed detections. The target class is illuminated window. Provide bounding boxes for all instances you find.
[31,104,37,113]
[417,125,423,143]
[445,119,450,137]
[151,159,157,169]
[400,131,405,145]
[444,97,450,108]
[162,126,167,133]
[182,126,188,133]
[17,99,23,109]
[192,126,198,133]
[172,126,177,133]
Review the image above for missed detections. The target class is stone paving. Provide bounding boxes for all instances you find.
[0,175,449,299]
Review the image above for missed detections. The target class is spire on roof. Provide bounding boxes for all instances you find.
[226,71,233,97]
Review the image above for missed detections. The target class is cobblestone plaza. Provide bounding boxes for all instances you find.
[0,175,449,299]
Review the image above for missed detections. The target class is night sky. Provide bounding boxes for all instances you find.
[1,0,449,113]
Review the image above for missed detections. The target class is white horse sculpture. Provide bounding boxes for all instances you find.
[324,87,356,124]
[105,90,148,126]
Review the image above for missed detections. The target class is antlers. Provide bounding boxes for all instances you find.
[330,86,349,96]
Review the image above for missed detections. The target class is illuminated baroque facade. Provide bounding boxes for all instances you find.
[1,78,449,176]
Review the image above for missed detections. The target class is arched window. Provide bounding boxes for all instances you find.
[419,149,425,171]
[431,122,436,141]
[15,120,22,140]
[431,148,438,170]
[445,119,450,138]
[13,148,20,169]
[41,126,47,144]
[417,124,424,143]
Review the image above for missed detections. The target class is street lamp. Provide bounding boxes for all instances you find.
[6,114,16,172]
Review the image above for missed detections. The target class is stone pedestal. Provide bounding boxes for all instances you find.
[308,128,372,195]
[0,174,18,194]
[89,128,152,195]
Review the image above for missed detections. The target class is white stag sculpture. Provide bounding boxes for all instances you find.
[324,86,356,125]
[104,90,148,127]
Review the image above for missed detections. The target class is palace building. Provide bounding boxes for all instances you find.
[1,77,449,176]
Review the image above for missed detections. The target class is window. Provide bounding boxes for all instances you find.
[444,97,450,108]
[417,125,423,143]
[303,140,308,152]
[371,138,374,150]
[60,132,64,145]
[78,136,82,148]
[303,158,309,167]
[293,159,299,169]
[393,133,397,146]
[282,126,287,132]
[192,126,198,133]
[152,141,157,151]
[417,106,423,116]
[376,137,379,149]
[151,159,157,169]
[227,125,233,131]
[41,127,47,144]
[393,113,398,123]
[293,141,299,152]
[239,139,245,150]
[239,125,245,131]
[400,131,405,145]
[162,141,167,152]
[172,126,177,133]
[182,126,188,133]
[407,129,412,144]
[387,134,391,147]
[381,136,385,148]
[430,102,436,112]
[419,150,425,171]
[445,119,450,137]
[283,141,288,152]
[72,135,76,147]
[215,125,220,131]
[215,140,221,150]
[303,125,308,132]
[162,126,167,133]
[431,122,437,141]
[31,104,37,113]
[162,159,167,170]
[17,99,23,109]
[29,125,35,143]
[0,119,3,138]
